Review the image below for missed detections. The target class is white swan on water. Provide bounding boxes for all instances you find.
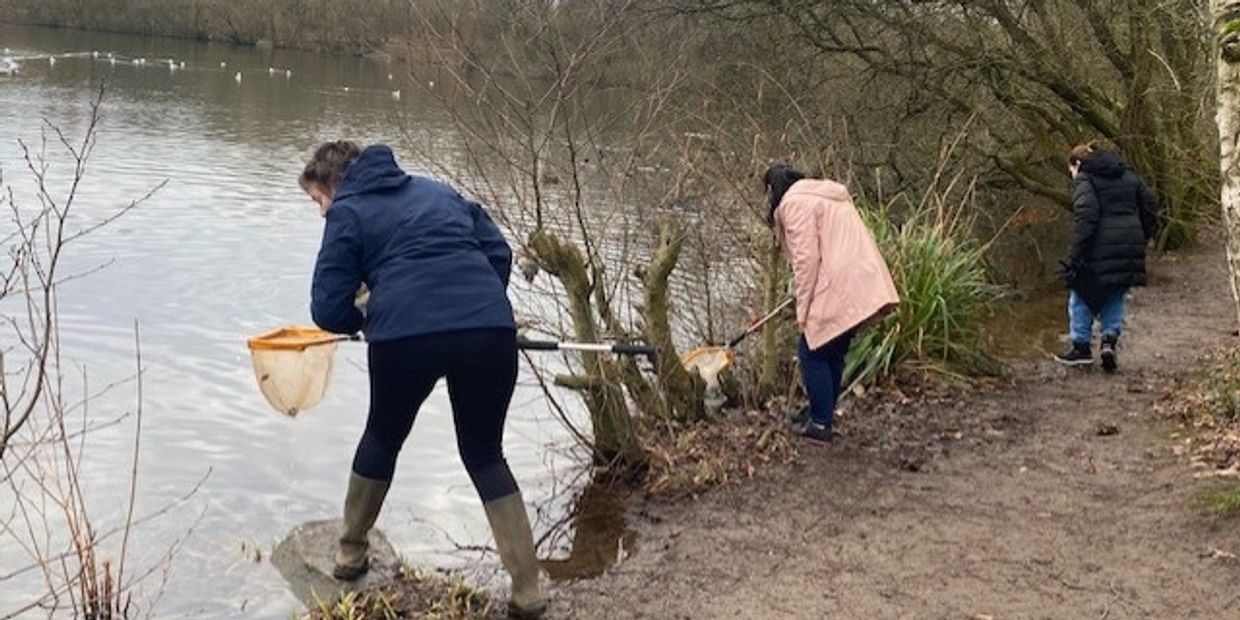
[220,61,227,69]
[48,56,55,66]
[235,71,242,83]
[391,90,401,100]
[285,69,292,78]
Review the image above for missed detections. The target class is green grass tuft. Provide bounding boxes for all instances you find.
[306,568,493,620]
[1197,486,1240,518]
[845,192,1004,388]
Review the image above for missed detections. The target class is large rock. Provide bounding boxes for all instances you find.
[272,519,400,605]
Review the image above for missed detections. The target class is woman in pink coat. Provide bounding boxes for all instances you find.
[766,165,900,443]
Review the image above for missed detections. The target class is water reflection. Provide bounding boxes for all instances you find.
[540,485,637,581]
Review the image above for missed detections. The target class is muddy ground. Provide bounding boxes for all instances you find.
[551,246,1240,619]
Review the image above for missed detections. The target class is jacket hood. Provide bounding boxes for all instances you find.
[1079,149,1127,179]
[335,145,410,199]
[785,178,851,202]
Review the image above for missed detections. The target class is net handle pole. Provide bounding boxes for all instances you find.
[726,297,795,348]
[517,338,656,359]
[332,333,655,359]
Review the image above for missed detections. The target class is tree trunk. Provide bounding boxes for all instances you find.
[1214,1,1240,329]
[528,230,644,470]
[758,238,789,400]
[641,220,705,422]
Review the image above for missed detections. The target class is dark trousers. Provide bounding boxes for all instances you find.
[353,328,519,502]
[797,330,854,428]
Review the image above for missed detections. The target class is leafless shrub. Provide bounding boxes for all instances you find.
[1,86,202,619]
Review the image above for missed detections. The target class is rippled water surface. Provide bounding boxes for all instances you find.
[0,24,585,618]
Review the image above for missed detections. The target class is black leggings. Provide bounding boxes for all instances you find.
[353,328,519,503]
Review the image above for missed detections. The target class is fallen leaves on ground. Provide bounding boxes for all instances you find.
[640,400,800,497]
[639,370,1002,496]
[1155,347,1240,474]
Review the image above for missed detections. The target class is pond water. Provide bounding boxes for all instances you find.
[0,24,596,618]
[0,21,1078,619]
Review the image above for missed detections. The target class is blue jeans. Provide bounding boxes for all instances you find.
[1069,289,1126,345]
[798,331,854,428]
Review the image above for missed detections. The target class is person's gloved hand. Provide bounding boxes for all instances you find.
[354,284,370,314]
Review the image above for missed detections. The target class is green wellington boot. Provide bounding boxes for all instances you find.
[483,493,547,619]
[333,472,391,580]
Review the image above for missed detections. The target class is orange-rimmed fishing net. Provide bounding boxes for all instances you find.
[680,346,735,390]
[679,298,794,392]
[247,326,341,417]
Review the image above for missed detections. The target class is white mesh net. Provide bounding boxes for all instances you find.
[248,327,340,417]
[680,346,735,390]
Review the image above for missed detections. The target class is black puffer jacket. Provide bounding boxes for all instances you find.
[1067,150,1159,293]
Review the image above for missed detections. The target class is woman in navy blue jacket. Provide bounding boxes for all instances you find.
[301,141,544,619]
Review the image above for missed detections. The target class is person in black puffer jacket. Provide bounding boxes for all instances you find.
[1055,142,1160,371]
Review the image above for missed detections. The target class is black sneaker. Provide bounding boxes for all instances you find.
[795,420,833,444]
[1100,334,1118,373]
[788,406,810,428]
[1055,341,1092,366]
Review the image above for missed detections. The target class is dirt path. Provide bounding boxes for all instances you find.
[552,246,1240,619]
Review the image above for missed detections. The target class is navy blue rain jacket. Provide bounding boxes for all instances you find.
[310,145,515,341]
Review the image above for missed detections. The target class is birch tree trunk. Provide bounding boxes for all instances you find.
[1214,1,1240,328]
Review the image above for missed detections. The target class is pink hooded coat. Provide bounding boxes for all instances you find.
[775,179,900,350]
